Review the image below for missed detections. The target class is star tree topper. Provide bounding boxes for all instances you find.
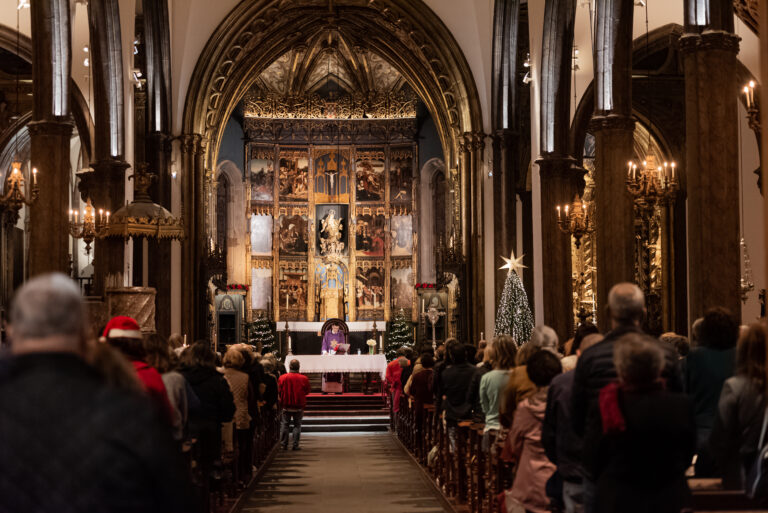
[500,250,526,276]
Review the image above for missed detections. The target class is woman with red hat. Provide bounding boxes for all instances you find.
[103,316,173,419]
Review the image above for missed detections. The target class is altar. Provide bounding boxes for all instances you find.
[286,354,388,376]
[278,320,384,355]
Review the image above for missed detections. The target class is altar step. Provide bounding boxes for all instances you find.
[302,394,390,432]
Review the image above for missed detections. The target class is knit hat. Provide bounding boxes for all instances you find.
[103,316,142,340]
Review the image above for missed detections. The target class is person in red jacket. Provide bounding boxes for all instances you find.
[102,316,173,420]
[278,359,311,450]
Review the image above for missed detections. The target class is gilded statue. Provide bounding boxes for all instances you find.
[320,209,345,257]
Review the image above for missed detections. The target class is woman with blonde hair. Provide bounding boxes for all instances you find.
[222,346,252,484]
[479,335,518,438]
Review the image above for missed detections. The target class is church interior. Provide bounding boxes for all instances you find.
[2,0,768,512]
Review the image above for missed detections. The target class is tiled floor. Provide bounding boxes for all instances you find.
[240,432,450,513]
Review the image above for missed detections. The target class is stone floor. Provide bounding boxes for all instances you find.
[239,432,450,513]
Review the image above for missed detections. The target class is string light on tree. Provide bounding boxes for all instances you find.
[386,309,413,361]
[494,250,533,346]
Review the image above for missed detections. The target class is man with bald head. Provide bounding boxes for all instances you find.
[0,273,192,513]
[570,282,682,513]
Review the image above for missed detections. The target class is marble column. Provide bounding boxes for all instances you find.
[681,31,741,321]
[537,156,581,340]
[591,115,636,331]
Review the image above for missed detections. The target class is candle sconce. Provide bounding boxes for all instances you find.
[1,161,39,219]
[68,198,110,255]
[556,195,593,249]
[743,80,760,133]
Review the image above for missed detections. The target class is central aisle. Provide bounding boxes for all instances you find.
[239,433,451,513]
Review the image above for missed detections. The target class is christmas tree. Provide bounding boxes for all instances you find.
[247,315,277,355]
[386,309,413,361]
[494,251,533,346]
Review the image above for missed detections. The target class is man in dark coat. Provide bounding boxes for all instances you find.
[439,340,478,452]
[0,273,192,513]
[571,282,683,513]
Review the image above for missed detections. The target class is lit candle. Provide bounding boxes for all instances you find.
[288,335,292,352]
[749,80,756,106]
[744,85,751,108]
[556,205,561,220]
[633,164,637,180]
[68,209,73,222]
[74,210,78,223]
[183,334,187,347]
[564,205,569,217]
[105,211,110,224]
[379,334,382,351]
[286,294,289,309]
[32,167,37,185]
[671,162,676,180]
[99,208,104,224]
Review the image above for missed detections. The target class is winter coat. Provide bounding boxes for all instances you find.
[507,388,556,513]
[542,369,583,482]
[161,370,190,440]
[683,346,736,434]
[0,353,193,513]
[180,365,235,426]
[222,367,251,429]
[438,362,478,423]
[479,369,510,431]
[710,375,766,487]
[500,364,536,427]
[132,360,174,420]
[571,325,683,439]
[583,384,695,513]
[262,372,279,410]
[408,367,434,410]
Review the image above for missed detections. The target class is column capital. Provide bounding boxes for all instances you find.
[589,115,635,133]
[679,31,740,55]
[536,155,585,185]
[27,119,73,137]
[180,133,203,155]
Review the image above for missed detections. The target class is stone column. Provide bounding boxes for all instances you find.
[459,137,473,340]
[465,132,486,342]
[180,134,201,339]
[147,132,172,337]
[28,0,73,277]
[681,31,741,321]
[492,129,518,306]
[537,155,581,339]
[28,121,73,276]
[591,116,635,331]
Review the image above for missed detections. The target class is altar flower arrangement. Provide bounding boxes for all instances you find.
[366,339,377,355]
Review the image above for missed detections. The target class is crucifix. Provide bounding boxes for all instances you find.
[422,306,445,350]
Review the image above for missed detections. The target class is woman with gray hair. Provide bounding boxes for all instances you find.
[584,333,695,513]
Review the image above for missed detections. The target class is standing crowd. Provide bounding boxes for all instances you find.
[393,282,768,513]
[0,273,310,513]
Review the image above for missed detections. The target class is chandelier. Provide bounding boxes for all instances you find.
[69,198,109,255]
[556,195,592,248]
[0,161,38,216]
[625,156,678,204]
[103,163,184,241]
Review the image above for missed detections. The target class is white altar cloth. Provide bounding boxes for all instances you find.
[286,354,388,376]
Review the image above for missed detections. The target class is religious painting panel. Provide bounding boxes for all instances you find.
[390,214,413,256]
[356,262,385,309]
[314,148,350,203]
[391,266,414,311]
[355,207,386,257]
[250,214,273,256]
[278,264,308,318]
[355,150,385,202]
[315,204,348,257]
[278,149,309,202]
[390,148,413,203]
[249,147,275,202]
[315,262,349,321]
[277,214,309,256]
[251,266,272,310]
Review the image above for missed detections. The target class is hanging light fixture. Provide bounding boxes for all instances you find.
[68,198,110,255]
[556,195,593,248]
[624,1,679,204]
[1,6,39,217]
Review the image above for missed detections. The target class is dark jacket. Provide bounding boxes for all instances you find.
[469,361,492,420]
[180,365,235,425]
[409,368,434,410]
[262,372,279,409]
[0,353,193,513]
[710,375,766,487]
[683,346,736,433]
[439,362,478,422]
[584,385,696,513]
[572,325,682,437]
[543,369,582,482]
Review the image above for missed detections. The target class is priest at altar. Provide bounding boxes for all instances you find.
[321,323,347,393]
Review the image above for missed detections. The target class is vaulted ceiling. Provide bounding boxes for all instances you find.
[734,0,759,34]
[250,25,408,97]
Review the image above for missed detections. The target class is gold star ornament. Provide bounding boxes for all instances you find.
[500,250,526,275]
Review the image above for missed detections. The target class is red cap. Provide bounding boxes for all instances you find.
[103,316,143,340]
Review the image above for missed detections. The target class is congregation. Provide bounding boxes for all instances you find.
[389,282,768,513]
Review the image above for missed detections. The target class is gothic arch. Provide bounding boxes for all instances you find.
[180,0,485,338]
[419,157,446,283]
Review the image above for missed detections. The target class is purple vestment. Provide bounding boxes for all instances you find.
[321,330,346,353]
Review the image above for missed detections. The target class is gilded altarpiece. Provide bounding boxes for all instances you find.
[244,118,419,324]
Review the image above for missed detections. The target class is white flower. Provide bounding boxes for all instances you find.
[366,339,377,346]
